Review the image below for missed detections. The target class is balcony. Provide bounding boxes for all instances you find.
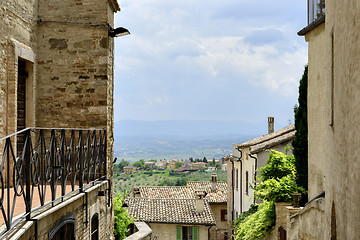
[0,128,107,238]
[308,0,325,24]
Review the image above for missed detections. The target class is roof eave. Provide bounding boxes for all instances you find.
[108,0,121,12]
[298,14,325,36]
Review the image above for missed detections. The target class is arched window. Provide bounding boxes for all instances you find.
[91,213,99,240]
[49,215,75,240]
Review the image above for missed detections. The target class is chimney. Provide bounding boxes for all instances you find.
[268,116,274,134]
[211,173,217,192]
[195,190,206,213]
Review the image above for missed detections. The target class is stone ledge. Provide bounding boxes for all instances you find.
[124,222,152,240]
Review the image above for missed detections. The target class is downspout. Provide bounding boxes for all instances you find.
[230,158,235,222]
[249,152,257,205]
[236,147,243,214]
[208,225,213,240]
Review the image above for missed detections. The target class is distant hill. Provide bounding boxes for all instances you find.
[113,119,270,162]
[114,134,256,162]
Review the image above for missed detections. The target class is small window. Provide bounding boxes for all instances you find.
[177,226,198,240]
[236,169,239,190]
[245,171,249,195]
[182,226,192,240]
[91,213,99,240]
[221,210,227,221]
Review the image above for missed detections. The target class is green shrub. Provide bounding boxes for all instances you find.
[114,194,134,240]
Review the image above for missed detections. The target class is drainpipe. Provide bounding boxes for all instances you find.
[208,225,213,240]
[249,153,257,204]
[229,157,235,223]
[236,147,243,214]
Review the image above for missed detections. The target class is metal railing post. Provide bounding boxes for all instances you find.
[25,130,31,220]
[79,130,83,192]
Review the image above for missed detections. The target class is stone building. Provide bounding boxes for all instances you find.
[226,117,295,228]
[271,0,360,239]
[126,176,229,240]
[256,1,360,239]
[0,0,122,238]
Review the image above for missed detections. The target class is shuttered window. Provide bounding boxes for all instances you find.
[178,226,198,240]
[236,169,238,190]
[246,171,249,195]
[176,226,182,240]
[193,226,198,240]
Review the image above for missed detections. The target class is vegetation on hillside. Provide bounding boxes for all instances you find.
[293,65,308,205]
[113,168,227,193]
[234,150,304,240]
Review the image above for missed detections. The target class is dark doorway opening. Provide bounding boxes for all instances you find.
[17,59,27,157]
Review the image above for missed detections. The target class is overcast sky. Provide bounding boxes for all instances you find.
[113,0,308,129]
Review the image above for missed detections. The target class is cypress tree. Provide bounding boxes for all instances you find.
[292,65,308,205]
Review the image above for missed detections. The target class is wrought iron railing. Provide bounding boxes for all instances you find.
[0,128,106,236]
[308,0,325,24]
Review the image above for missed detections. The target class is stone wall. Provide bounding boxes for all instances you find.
[305,22,327,200]
[36,0,114,129]
[0,0,119,238]
[0,0,37,137]
[5,181,112,239]
[286,198,325,240]
[209,204,229,240]
[325,0,360,238]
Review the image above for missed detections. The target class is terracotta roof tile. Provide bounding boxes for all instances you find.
[138,186,194,199]
[125,198,216,225]
[187,182,228,204]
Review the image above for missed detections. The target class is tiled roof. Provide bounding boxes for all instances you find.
[125,198,216,226]
[187,182,228,204]
[234,124,295,149]
[137,186,194,199]
[250,130,295,154]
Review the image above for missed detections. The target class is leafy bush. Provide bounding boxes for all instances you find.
[114,194,134,240]
[254,175,303,202]
[254,150,304,202]
[234,150,304,240]
[235,201,275,240]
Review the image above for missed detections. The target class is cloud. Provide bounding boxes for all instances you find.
[114,0,308,123]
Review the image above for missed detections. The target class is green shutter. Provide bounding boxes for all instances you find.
[176,226,182,240]
[193,226,199,240]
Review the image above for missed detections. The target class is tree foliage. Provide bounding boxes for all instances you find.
[292,65,308,204]
[255,150,304,202]
[114,194,134,240]
[114,159,130,172]
[133,159,145,168]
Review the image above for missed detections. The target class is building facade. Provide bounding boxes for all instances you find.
[0,0,120,238]
[285,0,360,239]
[226,118,295,227]
[127,176,229,240]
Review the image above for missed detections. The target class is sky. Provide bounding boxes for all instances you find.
[113,0,308,129]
